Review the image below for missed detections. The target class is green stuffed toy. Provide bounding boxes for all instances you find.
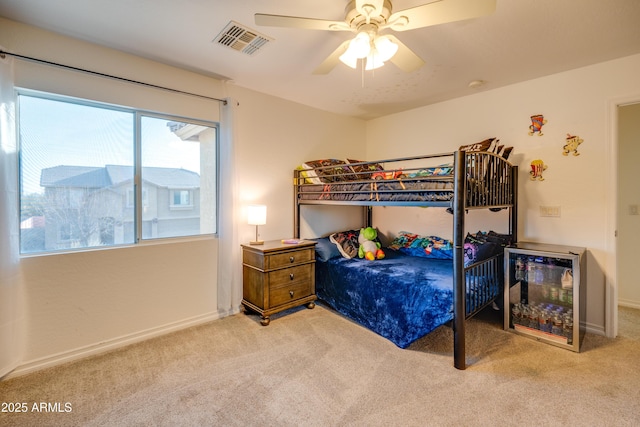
[358,227,385,261]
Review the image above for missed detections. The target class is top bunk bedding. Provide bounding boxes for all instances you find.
[294,138,515,209]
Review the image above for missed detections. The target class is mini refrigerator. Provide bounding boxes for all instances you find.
[504,242,586,351]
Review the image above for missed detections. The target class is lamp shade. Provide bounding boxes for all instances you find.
[374,35,398,62]
[247,204,267,226]
[365,51,385,70]
[338,51,358,69]
[339,32,371,68]
[349,32,372,59]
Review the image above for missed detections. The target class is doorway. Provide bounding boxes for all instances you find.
[609,99,640,338]
[617,103,640,308]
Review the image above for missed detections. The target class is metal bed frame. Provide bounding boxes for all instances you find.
[293,150,518,369]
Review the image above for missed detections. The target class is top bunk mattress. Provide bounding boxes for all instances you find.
[297,179,454,203]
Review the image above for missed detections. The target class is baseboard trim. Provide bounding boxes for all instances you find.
[619,299,640,310]
[584,321,605,336]
[4,311,222,381]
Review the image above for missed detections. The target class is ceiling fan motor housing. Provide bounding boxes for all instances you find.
[344,0,393,30]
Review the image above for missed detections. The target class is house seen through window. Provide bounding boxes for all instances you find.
[170,189,192,208]
[18,93,218,254]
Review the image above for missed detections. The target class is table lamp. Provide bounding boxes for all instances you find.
[247,204,267,245]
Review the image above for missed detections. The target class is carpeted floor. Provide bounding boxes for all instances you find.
[1,305,639,426]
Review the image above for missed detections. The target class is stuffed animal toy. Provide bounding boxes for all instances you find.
[358,227,385,261]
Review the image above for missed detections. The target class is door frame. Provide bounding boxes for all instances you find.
[606,94,640,338]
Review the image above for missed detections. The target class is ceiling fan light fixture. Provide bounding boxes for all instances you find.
[365,50,385,70]
[350,32,372,58]
[339,32,371,68]
[339,51,359,69]
[374,35,398,62]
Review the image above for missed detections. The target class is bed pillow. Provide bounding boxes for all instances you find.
[485,141,514,160]
[296,165,322,184]
[388,231,419,250]
[459,138,495,153]
[408,164,453,178]
[301,159,355,183]
[498,146,513,160]
[463,231,512,266]
[313,237,342,262]
[347,159,384,180]
[484,230,514,246]
[329,229,361,259]
[329,228,382,259]
[388,231,454,260]
[463,236,497,267]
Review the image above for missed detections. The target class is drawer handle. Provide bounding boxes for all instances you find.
[289,291,294,298]
[289,256,295,263]
[289,273,294,280]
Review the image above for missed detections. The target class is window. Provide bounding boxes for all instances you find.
[18,92,218,254]
[126,189,148,208]
[170,190,192,208]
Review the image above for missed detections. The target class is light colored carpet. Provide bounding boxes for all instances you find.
[1,305,639,426]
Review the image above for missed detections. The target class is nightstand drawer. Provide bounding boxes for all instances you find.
[267,248,314,269]
[268,264,312,287]
[270,280,312,307]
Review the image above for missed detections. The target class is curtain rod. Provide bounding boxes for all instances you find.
[0,50,227,105]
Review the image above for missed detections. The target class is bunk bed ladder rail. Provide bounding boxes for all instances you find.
[293,169,301,238]
[453,150,517,369]
[452,150,467,370]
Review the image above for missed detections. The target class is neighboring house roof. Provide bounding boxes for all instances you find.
[20,216,45,229]
[40,166,107,188]
[40,165,200,189]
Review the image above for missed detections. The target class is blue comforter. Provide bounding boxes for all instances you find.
[315,250,455,348]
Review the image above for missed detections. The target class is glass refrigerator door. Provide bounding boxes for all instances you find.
[506,250,577,347]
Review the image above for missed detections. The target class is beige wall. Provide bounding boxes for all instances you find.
[618,103,640,308]
[1,17,365,376]
[366,53,640,334]
[225,84,366,242]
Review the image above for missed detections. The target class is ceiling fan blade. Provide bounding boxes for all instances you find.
[255,13,350,31]
[386,0,496,32]
[313,40,351,75]
[386,35,425,72]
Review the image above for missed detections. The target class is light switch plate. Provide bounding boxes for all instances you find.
[540,206,561,217]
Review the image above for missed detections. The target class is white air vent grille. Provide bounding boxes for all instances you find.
[214,21,272,56]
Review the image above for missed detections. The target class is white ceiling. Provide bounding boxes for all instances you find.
[1,0,640,120]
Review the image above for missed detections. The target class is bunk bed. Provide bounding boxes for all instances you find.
[293,142,518,369]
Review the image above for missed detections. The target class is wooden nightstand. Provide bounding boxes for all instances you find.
[241,240,317,325]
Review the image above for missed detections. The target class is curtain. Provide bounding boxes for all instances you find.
[217,97,242,316]
[0,50,24,378]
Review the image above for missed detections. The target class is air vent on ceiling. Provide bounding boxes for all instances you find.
[214,21,273,56]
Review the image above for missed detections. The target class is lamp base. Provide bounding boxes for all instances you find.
[249,240,264,245]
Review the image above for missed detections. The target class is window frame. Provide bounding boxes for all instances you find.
[17,89,220,256]
[126,188,148,208]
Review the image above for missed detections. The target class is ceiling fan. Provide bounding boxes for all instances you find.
[255,0,496,74]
